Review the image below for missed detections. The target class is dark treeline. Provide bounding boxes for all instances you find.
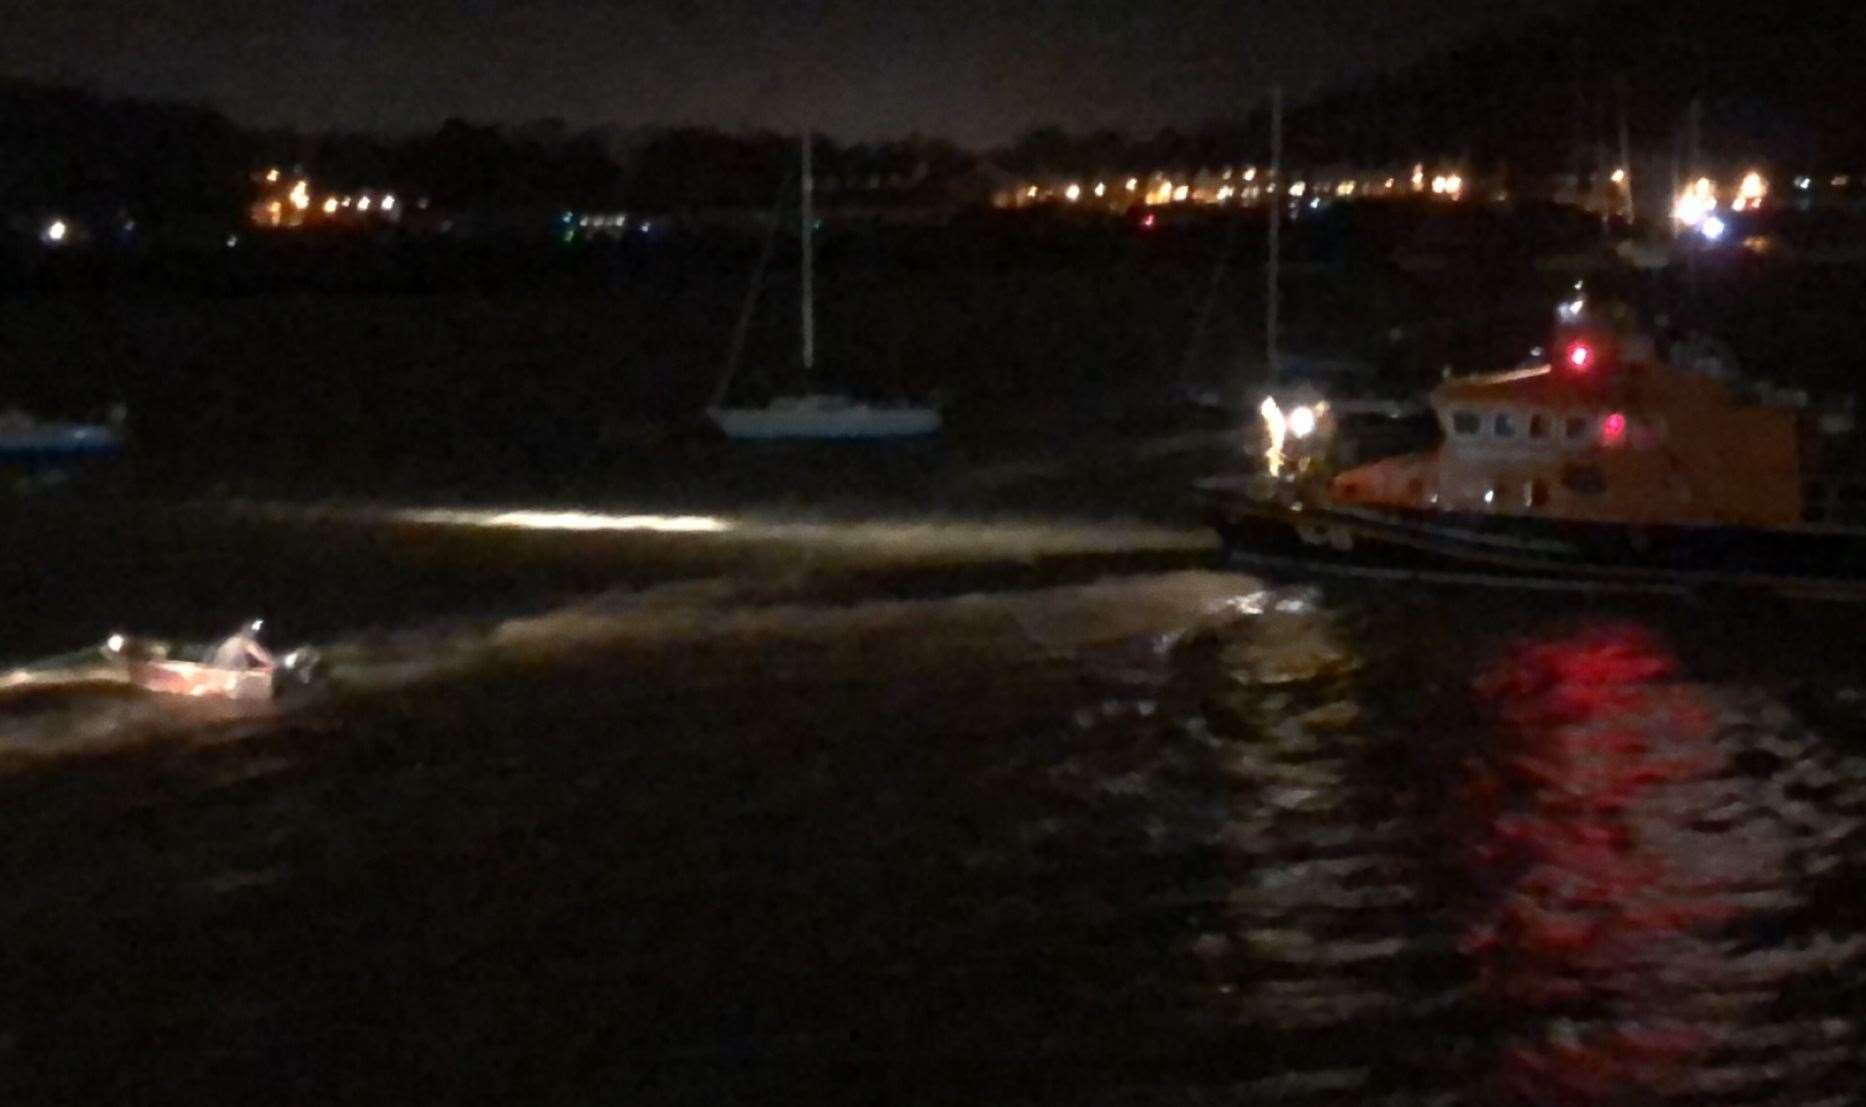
[1286,0,1866,175]
[0,83,987,220]
[3,0,1864,227]
[0,79,250,218]
[994,0,1866,178]
[272,125,989,211]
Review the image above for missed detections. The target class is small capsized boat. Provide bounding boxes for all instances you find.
[101,621,323,701]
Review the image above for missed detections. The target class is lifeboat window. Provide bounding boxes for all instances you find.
[1528,413,1549,440]
[1451,411,1480,436]
[1563,415,1590,442]
[1493,412,1516,438]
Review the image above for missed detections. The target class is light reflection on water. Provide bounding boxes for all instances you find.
[390,507,734,533]
[1046,590,1865,1104]
[4,569,1864,1103]
[1465,626,1863,1101]
[212,497,1212,560]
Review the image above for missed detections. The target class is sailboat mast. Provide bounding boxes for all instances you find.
[1617,76,1635,224]
[1266,85,1282,383]
[800,129,816,375]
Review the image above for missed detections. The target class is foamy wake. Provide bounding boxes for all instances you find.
[1,571,1265,764]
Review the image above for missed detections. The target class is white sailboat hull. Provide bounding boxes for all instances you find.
[708,395,941,440]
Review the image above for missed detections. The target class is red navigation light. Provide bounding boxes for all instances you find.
[1566,342,1594,371]
[1140,213,1157,229]
[1601,411,1626,445]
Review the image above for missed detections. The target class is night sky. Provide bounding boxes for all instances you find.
[3,0,1567,145]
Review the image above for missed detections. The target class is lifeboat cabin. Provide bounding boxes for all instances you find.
[1321,322,1803,536]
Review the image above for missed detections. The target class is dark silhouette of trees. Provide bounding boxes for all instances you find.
[0,80,252,218]
[5,0,1863,234]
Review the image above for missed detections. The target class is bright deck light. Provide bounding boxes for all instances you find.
[1287,405,1317,439]
[1672,179,1716,226]
[1734,170,1767,212]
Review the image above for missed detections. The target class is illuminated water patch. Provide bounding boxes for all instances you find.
[388,508,733,533]
[215,499,1209,558]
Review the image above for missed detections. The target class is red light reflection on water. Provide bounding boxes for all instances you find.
[1462,626,1735,1103]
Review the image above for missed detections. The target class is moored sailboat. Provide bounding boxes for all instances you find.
[706,131,941,441]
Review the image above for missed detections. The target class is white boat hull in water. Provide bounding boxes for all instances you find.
[708,395,941,440]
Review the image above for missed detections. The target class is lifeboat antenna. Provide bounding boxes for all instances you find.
[1266,84,1282,383]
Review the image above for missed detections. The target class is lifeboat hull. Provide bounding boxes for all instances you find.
[1198,475,1866,596]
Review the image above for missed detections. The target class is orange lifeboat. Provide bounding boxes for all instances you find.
[1328,332,1801,530]
[1197,303,1866,594]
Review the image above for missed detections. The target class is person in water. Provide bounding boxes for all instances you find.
[208,620,276,670]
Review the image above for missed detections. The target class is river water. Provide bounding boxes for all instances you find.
[2,438,1864,1103]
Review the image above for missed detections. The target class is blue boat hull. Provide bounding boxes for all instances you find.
[0,426,124,487]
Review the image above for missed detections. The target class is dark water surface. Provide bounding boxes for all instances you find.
[3,461,1865,1103]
